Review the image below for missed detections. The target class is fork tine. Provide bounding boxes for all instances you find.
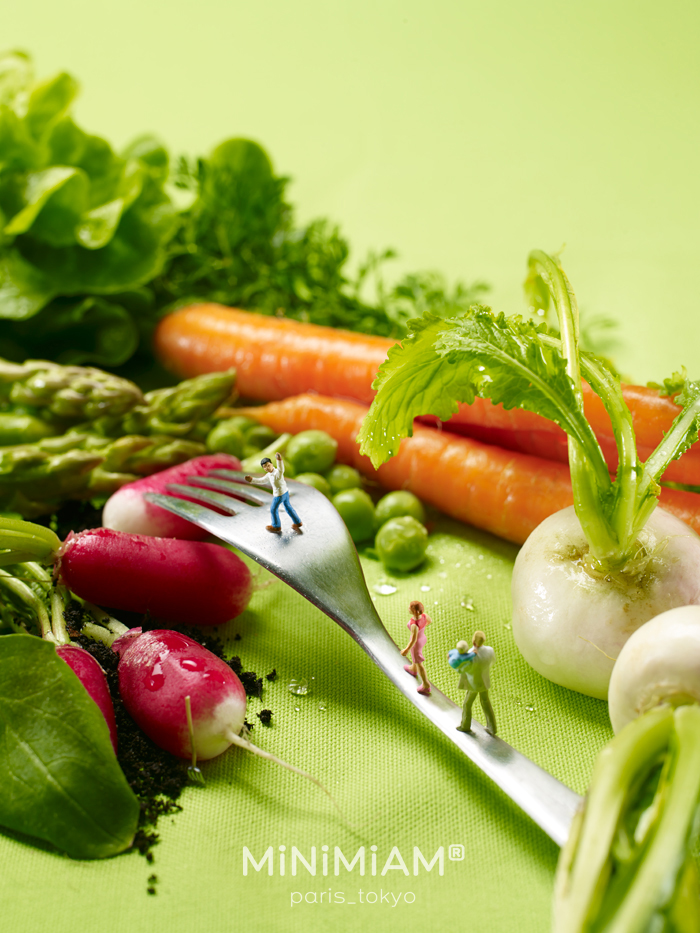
[183,474,269,506]
[206,469,249,482]
[144,492,222,525]
[164,483,240,514]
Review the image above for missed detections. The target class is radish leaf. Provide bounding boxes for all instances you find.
[0,635,139,858]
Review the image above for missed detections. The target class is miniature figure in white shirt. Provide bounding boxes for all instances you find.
[245,452,302,533]
[447,630,497,734]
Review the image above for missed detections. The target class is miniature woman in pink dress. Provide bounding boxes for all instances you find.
[401,600,432,696]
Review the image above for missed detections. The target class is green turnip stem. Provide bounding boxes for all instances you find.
[80,600,128,636]
[50,585,70,645]
[554,705,700,932]
[638,391,700,505]
[81,621,118,647]
[0,516,61,567]
[224,729,345,820]
[528,251,621,563]
[605,705,700,933]
[529,251,700,571]
[0,567,53,640]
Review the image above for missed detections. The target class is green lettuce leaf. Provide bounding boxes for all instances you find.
[0,52,175,365]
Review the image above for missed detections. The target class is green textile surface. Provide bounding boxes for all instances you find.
[0,518,613,933]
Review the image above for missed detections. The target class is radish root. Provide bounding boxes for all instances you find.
[224,729,346,820]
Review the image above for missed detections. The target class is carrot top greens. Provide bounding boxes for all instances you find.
[358,250,700,570]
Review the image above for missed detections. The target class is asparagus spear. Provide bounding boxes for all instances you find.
[0,358,234,515]
[112,370,237,438]
[0,359,145,421]
[0,433,205,516]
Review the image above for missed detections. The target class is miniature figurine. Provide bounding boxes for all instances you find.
[448,631,497,735]
[245,452,303,533]
[401,600,432,696]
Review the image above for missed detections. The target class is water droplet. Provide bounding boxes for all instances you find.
[373,583,397,595]
[438,571,447,579]
[486,573,492,580]
[146,661,164,691]
[318,703,326,712]
[288,678,310,696]
[187,765,206,786]
[439,558,445,565]
[503,622,512,631]
[460,598,475,611]
[294,706,301,712]
[524,705,536,713]
[420,585,431,592]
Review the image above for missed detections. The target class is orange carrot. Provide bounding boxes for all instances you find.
[155,304,700,485]
[236,394,700,544]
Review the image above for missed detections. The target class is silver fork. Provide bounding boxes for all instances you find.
[145,471,581,846]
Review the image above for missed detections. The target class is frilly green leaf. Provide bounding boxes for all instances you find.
[358,306,603,470]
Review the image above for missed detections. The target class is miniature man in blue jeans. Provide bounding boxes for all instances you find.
[245,452,303,533]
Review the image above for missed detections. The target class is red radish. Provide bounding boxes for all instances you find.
[102,454,242,539]
[59,528,253,626]
[56,645,118,753]
[113,629,342,810]
[113,629,245,759]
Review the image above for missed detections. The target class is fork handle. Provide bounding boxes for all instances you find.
[353,625,580,847]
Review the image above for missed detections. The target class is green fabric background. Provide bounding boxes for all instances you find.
[2,1,699,929]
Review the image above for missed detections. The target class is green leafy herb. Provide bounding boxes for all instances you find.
[154,138,488,339]
[0,634,139,858]
[647,367,688,399]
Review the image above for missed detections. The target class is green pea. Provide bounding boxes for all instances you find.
[375,490,426,529]
[245,424,279,450]
[294,472,332,498]
[224,415,261,437]
[375,516,428,572]
[332,488,376,543]
[325,463,362,496]
[287,430,338,475]
[242,444,262,460]
[206,419,246,457]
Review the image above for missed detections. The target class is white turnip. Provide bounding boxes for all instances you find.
[512,506,700,699]
[608,604,700,733]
